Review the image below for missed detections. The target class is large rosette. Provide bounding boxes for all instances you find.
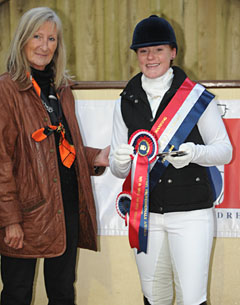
[129,129,159,163]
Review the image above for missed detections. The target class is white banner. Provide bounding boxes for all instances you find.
[73,88,240,237]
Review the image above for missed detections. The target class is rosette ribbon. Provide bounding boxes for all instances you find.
[116,130,158,253]
[129,130,159,253]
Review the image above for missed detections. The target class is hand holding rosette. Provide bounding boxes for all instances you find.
[113,144,134,172]
[117,130,159,253]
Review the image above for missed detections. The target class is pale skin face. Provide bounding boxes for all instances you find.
[24,21,58,71]
[136,45,177,79]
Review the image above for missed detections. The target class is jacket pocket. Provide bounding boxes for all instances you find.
[164,165,213,206]
[21,198,46,213]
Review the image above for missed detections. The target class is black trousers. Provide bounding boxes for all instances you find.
[0,213,79,305]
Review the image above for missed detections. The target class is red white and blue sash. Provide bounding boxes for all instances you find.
[116,78,215,253]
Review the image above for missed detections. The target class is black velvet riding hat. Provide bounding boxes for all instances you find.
[130,15,178,52]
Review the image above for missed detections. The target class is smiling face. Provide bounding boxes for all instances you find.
[136,45,176,79]
[24,21,58,71]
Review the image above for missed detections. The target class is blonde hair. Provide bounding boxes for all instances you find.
[6,7,70,88]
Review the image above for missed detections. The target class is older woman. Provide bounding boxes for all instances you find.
[110,15,232,305]
[0,7,109,305]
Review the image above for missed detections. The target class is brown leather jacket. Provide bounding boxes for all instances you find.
[0,72,103,258]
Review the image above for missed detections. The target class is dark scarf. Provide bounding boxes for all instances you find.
[31,65,79,214]
[31,65,75,168]
[31,64,61,125]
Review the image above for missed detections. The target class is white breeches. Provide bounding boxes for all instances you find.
[134,208,214,305]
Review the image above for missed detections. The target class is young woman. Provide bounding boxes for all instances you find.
[110,15,232,305]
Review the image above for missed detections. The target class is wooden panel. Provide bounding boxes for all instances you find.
[103,0,119,80]
[95,0,105,80]
[226,0,240,79]
[215,0,229,79]
[0,0,239,81]
[9,0,56,35]
[181,0,198,79]
[116,0,130,80]
[0,0,10,71]
[75,0,98,81]
[56,0,76,78]
[197,0,217,80]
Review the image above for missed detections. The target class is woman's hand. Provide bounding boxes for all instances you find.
[94,145,110,167]
[4,223,24,249]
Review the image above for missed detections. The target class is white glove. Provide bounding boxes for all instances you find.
[113,144,134,171]
[165,142,195,169]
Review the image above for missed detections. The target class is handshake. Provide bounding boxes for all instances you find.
[113,142,196,170]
